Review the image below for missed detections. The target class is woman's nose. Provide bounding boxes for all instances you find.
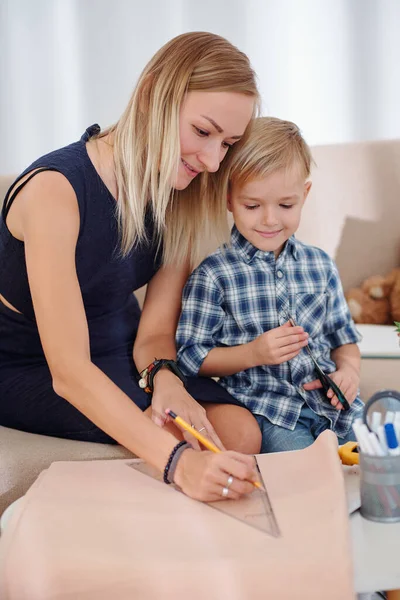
[198,143,222,173]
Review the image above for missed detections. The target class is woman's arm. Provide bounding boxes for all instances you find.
[15,172,255,500]
[134,263,224,448]
[18,171,177,470]
[134,262,190,370]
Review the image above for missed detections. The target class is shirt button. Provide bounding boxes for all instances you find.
[276,270,284,279]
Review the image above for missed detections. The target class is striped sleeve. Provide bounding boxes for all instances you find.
[176,268,225,375]
[324,260,361,348]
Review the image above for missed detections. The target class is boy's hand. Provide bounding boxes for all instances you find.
[303,365,360,410]
[251,321,309,366]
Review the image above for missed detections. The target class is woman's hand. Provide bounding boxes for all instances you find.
[151,369,225,450]
[173,447,257,501]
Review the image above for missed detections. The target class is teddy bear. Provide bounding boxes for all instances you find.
[345,268,400,325]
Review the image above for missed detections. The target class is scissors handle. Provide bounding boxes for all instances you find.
[287,313,350,411]
[324,374,350,411]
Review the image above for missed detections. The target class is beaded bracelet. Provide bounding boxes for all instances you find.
[138,360,159,394]
[163,440,191,485]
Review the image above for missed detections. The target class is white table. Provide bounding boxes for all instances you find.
[1,473,400,598]
[356,324,400,359]
[350,511,400,598]
[342,464,400,598]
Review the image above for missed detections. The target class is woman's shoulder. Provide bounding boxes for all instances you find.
[20,139,89,181]
[17,125,102,185]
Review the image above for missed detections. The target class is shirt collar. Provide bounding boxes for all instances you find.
[230,225,303,263]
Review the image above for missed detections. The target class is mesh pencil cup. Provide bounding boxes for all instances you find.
[359,452,400,522]
[359,390,400,523]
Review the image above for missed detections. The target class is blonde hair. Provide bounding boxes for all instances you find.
[100,32,259,267]
[228,117,313,189]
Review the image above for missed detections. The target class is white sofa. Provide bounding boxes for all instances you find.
[1,138,400,515]
[297,138,400,398]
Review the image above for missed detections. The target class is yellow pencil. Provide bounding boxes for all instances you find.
[165,408,264,490]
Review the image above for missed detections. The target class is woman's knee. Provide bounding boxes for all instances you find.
[203,403,262,454]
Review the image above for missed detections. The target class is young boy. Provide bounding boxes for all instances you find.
[176,117,363,453]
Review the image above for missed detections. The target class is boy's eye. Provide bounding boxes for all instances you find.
[281,204,293,209]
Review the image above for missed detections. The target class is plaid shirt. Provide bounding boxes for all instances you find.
[176,226,363,436]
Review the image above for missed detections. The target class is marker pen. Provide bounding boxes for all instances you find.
[384,423,400,457]
[371,411,381,432]
[377,425,389,454]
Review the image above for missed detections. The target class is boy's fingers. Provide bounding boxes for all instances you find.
[302,379,322,390]
[331,397,343,410]
[277,324,304,337]
[279,335,308,350]
[279,349,302,362]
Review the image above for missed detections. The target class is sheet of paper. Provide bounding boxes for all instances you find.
[0,430,354,600]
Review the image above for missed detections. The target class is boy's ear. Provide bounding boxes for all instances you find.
[227,192,232,212]
[303,181,312,202]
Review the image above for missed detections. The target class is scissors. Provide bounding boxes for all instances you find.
[287,314,350,411]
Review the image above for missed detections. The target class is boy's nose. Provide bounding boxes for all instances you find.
[262,208,279,226]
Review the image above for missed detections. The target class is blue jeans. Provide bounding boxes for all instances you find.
[255,404,356,453]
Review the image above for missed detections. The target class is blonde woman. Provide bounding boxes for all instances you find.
[0,32,262,501]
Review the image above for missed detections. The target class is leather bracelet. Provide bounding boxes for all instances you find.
[163,440,191,484]
[139,359,186,395]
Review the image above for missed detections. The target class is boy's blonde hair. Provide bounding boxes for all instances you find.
[228,117,312,189]
[100,32,259,267]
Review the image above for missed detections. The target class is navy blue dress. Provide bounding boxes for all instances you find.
[0,125,239,443]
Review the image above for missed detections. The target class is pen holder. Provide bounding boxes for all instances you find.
[359,452,400,523]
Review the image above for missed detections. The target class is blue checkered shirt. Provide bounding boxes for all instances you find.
[176,226,363,436]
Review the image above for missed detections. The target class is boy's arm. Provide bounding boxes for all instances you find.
[323,260,362,350]
[331,343,361,376]
[176,269,308,378]
[201,324,308,376]
[200,343,258,378]
[176,268,226,376]
[304,259,361,407]
[176,268,258,377]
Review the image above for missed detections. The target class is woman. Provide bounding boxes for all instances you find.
[0,32,261,501]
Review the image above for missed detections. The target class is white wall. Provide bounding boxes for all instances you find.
[1,0,400,174]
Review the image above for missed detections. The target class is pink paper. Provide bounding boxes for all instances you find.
[0,430,354,599]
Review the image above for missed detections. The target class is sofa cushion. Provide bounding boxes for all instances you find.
[0,426,135,516]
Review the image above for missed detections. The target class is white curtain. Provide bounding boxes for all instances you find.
[1,0,400,174]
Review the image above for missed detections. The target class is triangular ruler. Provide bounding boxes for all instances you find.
[127,459,280,537]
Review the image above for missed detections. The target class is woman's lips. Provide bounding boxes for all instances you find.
[181,158,201,177]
